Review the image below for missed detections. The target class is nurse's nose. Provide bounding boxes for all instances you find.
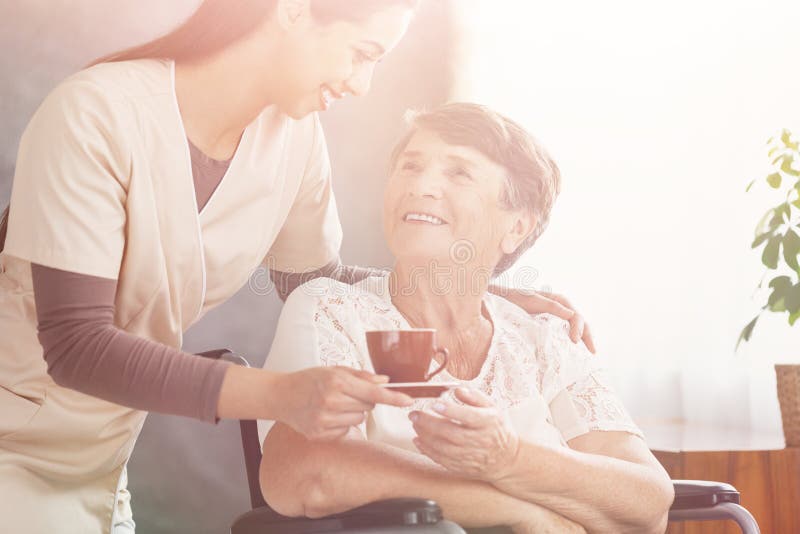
[344,63,375,97]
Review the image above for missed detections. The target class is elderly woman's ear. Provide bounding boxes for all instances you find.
[500,212,536,256]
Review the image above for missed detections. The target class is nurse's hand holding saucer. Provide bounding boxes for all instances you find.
[272,366,414,441]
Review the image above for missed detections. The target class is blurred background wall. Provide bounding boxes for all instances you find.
[0,1,456,532]
[4,0,800,532]
[447,0,800,434]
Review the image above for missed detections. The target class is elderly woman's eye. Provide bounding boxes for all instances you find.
[450,167,472,180]
[401,161,422,171]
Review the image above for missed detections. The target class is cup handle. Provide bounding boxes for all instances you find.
[425,347,449,381]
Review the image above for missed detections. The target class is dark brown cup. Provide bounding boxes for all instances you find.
[365,329,449,383]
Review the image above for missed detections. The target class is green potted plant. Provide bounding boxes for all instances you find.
[739,128,800,446]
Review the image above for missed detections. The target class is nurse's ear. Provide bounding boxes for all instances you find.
[275,0,312,30]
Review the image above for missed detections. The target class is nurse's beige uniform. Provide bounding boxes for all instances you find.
[0,59,341,533]
[259,276,642,453]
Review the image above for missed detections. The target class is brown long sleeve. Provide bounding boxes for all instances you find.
[29,138,231,422]
[31,264,230,422]
[270,259,388,301]
[28,136,375,421]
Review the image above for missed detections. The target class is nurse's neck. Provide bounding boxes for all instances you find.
[174,26,283,161]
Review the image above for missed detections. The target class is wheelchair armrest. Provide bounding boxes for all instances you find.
[231,499,442,534]
[669,481,760,533]
[330,498,442,526]
[195,348,250,367]
[671,480,740,510]
[232,506,345,534]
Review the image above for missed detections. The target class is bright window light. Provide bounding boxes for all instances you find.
[452,0,800,431]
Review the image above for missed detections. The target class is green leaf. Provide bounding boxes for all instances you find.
[756,207,776,235]
[767,276,790,311]
[767,172,782,188]
[746,179,756,192]
[762,235,781,269]
[767,204,789,230]
[781,129,799,151]
[769,275,793,292]
[736,315,760,349]
[783,228,800,272]
[752,231,772,248]
[782,154,800,177]
[790,310,800,326]
[786,283,800,314]
[770,297,787,312]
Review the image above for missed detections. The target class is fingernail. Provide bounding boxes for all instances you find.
[457,387,470,396]
[432,402,446,413]
[409,412,418,422]
[374,374,390,383]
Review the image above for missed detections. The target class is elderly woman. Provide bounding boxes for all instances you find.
[257,103,674,533]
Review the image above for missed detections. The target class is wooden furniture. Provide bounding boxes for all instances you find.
[642,420,800,533]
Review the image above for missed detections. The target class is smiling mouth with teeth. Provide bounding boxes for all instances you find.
[320,86,341,110]
[403,212,447,225]
[321,89,333,107]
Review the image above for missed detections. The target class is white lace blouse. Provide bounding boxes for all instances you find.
[257,275,643,451]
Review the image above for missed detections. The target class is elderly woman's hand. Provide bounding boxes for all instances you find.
[489,287,596,353]
[409,387,519,481]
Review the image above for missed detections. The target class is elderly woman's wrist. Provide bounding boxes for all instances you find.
[479,432,522,484]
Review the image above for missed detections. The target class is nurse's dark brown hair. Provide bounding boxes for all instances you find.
[0,207,8,253]
[0,0,420,253]
[89,0,418,65]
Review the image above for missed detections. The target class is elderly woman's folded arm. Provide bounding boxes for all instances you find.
[410,385,673,534]
[492,431,674,533]
[260,423,585,532]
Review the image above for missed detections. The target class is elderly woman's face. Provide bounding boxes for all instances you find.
[383,129,529,272]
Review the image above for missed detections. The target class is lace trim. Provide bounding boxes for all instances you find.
[310,276,642,440]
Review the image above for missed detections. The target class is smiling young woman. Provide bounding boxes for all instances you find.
[0,1,417,532]
[0,2,599,532]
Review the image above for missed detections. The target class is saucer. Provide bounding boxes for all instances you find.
[380,381,460,398]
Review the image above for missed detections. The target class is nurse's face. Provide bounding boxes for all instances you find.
[270,1,414,119]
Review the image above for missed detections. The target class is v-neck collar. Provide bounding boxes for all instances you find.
[168,60,251,219]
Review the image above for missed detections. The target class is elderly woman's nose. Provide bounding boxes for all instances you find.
[408,170,444,198]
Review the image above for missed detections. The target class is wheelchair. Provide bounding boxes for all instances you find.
[196,350,760,534]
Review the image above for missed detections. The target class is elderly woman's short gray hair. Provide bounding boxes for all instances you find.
[389,102,561,276]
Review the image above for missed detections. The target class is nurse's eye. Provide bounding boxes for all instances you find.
[353,49,376,65]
